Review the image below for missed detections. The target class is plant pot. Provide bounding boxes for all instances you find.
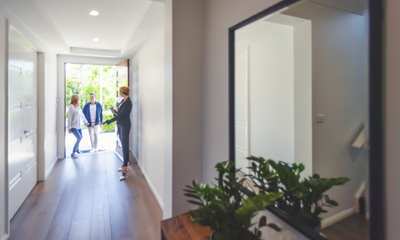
[308,220,322,233]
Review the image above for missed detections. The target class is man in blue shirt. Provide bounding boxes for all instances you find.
[82,93,103,152]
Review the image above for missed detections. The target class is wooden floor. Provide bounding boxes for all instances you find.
[9,151,162,240]
[322,213,369,240]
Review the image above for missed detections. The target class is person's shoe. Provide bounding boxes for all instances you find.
[94,148,98,152]
[120,167,128,181]
[117,164,128,172]
[120,174,127,181]
[117,164,124,172]
[89,149,94,153]
[71,152,78,159]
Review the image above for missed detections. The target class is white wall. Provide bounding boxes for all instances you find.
[56,55,125,159]
[43,53,58,178]
[292,17,312,179]
[38,52,58,180]
[163,0,204,218]
[130,26,165,208]
[130,56,139,160]
[385,0,400,239]
[284,2,369,220]
[163,0,173,219]
[0,9,9,240]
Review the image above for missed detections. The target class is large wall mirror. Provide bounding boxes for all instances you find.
[229,0,383,239]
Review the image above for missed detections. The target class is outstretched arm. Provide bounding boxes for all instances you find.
[102,100,132,125]
[80,110,89,126]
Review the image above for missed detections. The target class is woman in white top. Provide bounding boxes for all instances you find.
[67,94,89,158]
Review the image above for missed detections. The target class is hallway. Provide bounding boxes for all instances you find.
[9,152,162,240]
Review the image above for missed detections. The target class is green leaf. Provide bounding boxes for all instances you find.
[325,199,338,206]
[184,193,201,200]
[187,200,203,206]
[267,223,281,232]
[183,188,195,193]
[258,216,267,227]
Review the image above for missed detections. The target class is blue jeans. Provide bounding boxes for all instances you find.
[71,128,82,155]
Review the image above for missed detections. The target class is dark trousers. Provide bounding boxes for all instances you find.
[118,124,131,167]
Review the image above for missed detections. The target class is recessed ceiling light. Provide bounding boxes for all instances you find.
[93,38,99,42]
[89,10,99,16]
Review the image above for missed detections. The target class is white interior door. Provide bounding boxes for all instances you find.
[8,26,38,220]
[235,47,249,173]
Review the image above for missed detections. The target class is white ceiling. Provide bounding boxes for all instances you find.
[0,0,164,58]
[309,0,367,15]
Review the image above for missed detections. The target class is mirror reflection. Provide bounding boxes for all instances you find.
[233,0,369,239]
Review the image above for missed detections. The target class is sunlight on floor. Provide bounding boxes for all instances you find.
[65,130,116,157]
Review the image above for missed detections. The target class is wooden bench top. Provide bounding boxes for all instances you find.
[161,212,212,240]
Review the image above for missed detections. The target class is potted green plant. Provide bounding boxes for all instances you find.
[184,160,283,240]
[246,156,350,232]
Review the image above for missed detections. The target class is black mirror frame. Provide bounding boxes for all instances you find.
[228,0,384,239]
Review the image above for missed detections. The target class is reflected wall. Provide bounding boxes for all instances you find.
[233,0,369,228]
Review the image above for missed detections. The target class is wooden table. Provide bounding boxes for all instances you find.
[161,212,212,240]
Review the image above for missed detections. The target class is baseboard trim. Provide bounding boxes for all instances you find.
[354,181,366,213]
[1,234,9,240]
[136,159,164,210]
[321,208,355,229]
[44,157,58,180]
[130,148,138,162]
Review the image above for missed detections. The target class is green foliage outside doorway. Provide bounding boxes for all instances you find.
[65,63,116,132]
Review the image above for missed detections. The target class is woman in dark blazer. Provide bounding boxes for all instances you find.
[102,86,132,180]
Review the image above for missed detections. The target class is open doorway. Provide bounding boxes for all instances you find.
[65,63,117,155]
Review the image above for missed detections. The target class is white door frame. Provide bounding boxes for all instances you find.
[2,19,10,240]
[56,56,125,159]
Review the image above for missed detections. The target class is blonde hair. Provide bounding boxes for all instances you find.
[120,86,130,96]
[70,94,80,107]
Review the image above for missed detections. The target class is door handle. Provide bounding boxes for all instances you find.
[24,130,33,135]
